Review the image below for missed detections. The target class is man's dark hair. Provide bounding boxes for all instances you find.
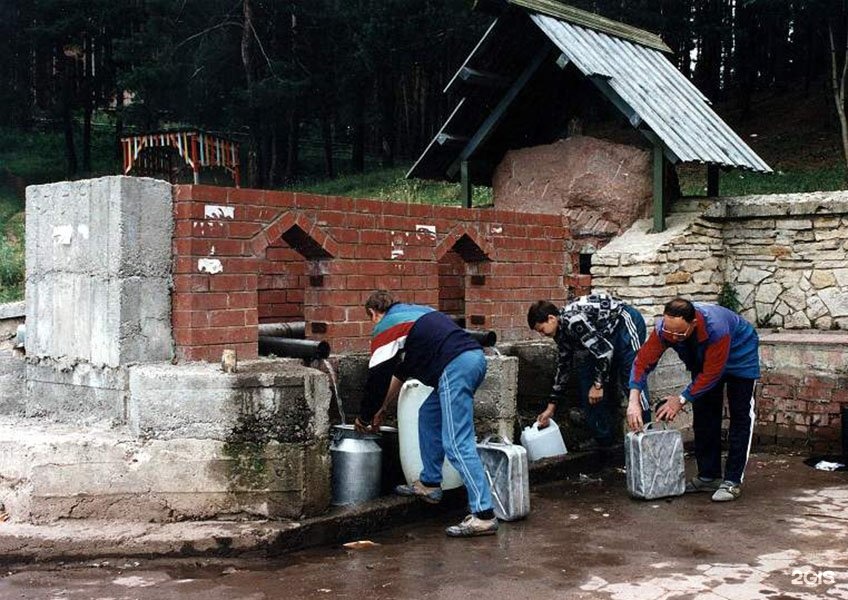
[365,290,396,315]
[527,300,559,329]
[664,297,696,322]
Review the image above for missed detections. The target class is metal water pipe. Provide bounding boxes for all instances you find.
[258,336,330,360]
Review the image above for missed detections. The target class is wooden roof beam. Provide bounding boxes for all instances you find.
[447,45,551,178]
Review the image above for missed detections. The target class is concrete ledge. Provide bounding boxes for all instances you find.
[759,330,848,346]
[0,448,610,565]
[0,302,25,320]
[128,359,331,441]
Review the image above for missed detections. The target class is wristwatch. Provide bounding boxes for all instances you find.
[593,382,603,390]
[678,395,687,405]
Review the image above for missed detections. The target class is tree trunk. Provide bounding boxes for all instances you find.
[378,73,395,168]
[284,106,300,183]
[351,85,365,173]
[82,31,93,174]
[59,47,78,177]
[321,112,334,178]
[241,0,261,188]
[829,23,848,174]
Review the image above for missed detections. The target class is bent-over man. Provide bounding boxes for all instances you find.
[358,290,497,537]
[527,293,649,448]
[628,297,760,502]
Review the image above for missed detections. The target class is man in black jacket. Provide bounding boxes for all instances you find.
[528,293,649,447]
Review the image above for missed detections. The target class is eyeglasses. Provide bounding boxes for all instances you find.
[661,323,692,339]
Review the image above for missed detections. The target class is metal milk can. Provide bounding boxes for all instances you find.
[330,425,382,506]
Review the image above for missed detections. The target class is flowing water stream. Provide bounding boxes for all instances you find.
[321,359,345,425]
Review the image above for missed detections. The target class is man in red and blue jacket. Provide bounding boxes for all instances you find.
[628,298,759,502]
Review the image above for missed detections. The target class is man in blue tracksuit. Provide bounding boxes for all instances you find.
[629,297,760,502]
[359,290,497,537]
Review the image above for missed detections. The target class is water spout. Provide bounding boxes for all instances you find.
[322,359,346,425]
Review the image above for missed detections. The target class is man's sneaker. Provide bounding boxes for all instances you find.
[685,476,721,494]
[394,481,443,504]
[445,514,499,538]
[711,481,742,502]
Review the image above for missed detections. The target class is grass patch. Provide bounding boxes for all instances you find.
[679,164,847,197]
[0,178,25,303]
[286,167,493,207]
[0,209,24,303]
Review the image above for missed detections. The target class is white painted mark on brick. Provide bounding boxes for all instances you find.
[491,225,503,234]
[204,205,235,219]
[391,232,405,259]
[52,225,73,245]
[77,224,89,239]
[198,258,223,274]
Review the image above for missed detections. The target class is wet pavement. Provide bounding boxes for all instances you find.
[1,452,847,600]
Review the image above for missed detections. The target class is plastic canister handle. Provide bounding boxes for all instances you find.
[526,418,557,432]
[480,434,511,446]
[641,421,669,433]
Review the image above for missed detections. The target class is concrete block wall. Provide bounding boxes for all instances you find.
[0,418,330,523]
[500,340,691,445]
[322,353,519,441]
[25,177,174,365]
[23,177,175,423]
[172,185,573,361]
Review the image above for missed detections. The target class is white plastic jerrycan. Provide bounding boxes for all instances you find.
[520,418,568,462]
[397,379,464,490]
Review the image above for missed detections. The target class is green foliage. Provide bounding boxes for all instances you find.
[0,126,117,184]
[0,207,24,303]
[717,283,741,313]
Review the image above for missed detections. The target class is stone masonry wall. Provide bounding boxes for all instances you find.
[592,192,848,327]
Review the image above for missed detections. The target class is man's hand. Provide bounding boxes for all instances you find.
[588,384,604,405]
[354,417,370,434]
[371,407,387,430]
[536,404,556,429]
[626,389,644,431]
[656,395,683,422]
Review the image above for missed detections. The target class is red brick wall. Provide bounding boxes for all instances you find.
[756,371,848,453]
[438,249,466,319]
[754,334,848,454]
[172,185,574,362]
[257,240,306,323]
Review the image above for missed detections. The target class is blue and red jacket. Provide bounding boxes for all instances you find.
[629,303,760,402]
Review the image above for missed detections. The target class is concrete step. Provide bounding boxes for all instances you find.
[0,448,616,565]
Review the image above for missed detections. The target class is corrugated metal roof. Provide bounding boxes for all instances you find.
[532,14,771,172]
[508,0,672,53]
[408,7,771,183]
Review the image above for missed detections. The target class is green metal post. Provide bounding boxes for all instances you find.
[652,144,665,233]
